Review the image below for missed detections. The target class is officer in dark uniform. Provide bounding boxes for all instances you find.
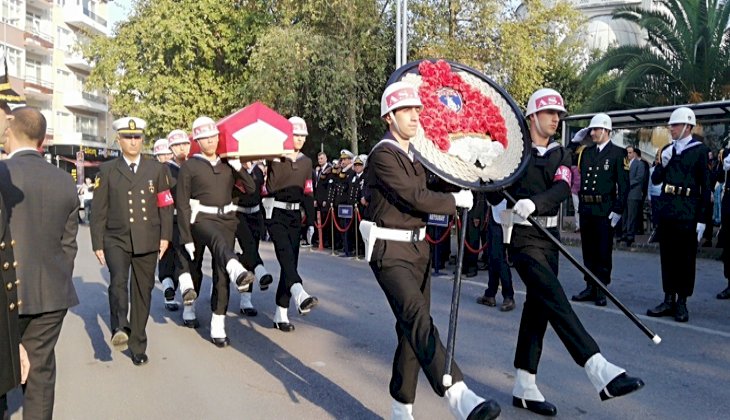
[233,161,273,316]
[350,154,367,256]
[717,147,730,299]
[176,116,256,347]
[91,117,174,366]
[265,116,318,332]
[571,113,629,307]
[313,152,332,248]
[333,150,354,255]
[367,81,499,420]
[647,107,711,322]
[493,89,643,416]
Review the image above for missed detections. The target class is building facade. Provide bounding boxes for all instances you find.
[1,0,117,179]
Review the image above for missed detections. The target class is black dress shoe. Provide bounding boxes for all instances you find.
[298,296,319,315]
[165,301,179,311]
[183,318,199,329]
[717,286,730,299]
[512,397,557,416]
[235,271,256,292]
[132,353,149,366]
[182,288,197,305]
[465,270,478,278]
[594,291,607,307]
[259,274,273,291]
[476,296,496,307]
[212,337,230,348]
[273,322,295,332]
[600,373,644,401]
[646,301,675,317]
[477,262,489,271]
[674,301,689,322]
[500,298,516,312]
[572,285,595,302]
[240,307,258,317]
[164,287,175,300]
[466,399,501,420]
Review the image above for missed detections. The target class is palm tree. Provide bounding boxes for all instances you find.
[581,0,730,111]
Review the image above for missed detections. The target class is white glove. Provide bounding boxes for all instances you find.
[513,199,536,219]
[696,223,706,242]
[184,243,195,260]
[451,190,474,210]
[571,127,590,143]
[306,226,315,244]
[661,146,674,167]
[608,211,621,227]
[227,159,242,171]
[723,153,730,171]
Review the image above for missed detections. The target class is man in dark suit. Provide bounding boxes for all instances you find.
[571,113,629,307]
[0,106,77,420]
[622,146,647,245]
[91,117,174,365]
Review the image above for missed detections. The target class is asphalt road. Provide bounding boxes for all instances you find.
[7,226,730,419]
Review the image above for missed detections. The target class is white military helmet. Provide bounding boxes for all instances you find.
[668,107,696,126]
[167,129,190,146]
[526,88,567,117]
[289,116,308,136]
[380,81,423,117]
[588,113,612,131]
[191,116,219,140]
[153,138,171,155]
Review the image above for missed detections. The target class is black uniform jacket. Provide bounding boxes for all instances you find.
[577,141,629,216]
[0,192,19,397]
[91,156,174,254]
[651,137,711,223]
[0,150,79,315]
[266,153,315,225]
[176,156,255,245]
[233,165,265,207]
[366,133,457,261]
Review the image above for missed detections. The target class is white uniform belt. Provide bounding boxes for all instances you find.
[196,203,238,215]
[235,204,260,214]
[273,200,300,211]
[374,226,427,242]
[515,215,558,228]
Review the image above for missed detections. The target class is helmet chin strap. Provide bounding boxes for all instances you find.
[389,111,409,141]
[532,116,551,140]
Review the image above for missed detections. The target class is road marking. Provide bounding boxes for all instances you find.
[460,278,730,339]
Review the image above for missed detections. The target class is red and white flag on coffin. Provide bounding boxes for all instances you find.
[216,102,295,158]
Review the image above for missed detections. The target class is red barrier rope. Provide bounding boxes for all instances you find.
[314,208,333,229]
[356,207,362,221]
[453,215,489,254]
[425,220,454,244]
[332,213,355,232]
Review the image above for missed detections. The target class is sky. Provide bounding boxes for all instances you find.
[107,0,133,30]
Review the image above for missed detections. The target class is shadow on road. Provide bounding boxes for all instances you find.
[69,274,113,362]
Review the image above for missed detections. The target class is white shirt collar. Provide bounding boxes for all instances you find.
[7,147,38,159]
[596,140,610,153]
[123,155,141,167]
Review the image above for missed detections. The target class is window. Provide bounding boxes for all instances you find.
[56,27,73,52]
[26,12,42,34]
[1,44,23,78]
[56,69,70,90]
[25,58,42,82]
[56,111,73,134]
[55,0,66,6]
[75,115,98,136]
[1,0,22,27]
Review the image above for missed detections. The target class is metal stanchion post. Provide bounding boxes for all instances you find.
[330,208,336,256]
[317,211,324,251]
[354,208,360,260]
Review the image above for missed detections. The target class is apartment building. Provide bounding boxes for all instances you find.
[1,0,118,175]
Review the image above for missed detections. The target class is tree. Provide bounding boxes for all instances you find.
[83,0,268,140]
[581,0,730,111]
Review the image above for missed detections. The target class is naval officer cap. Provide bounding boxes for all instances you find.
[113,117,147,137]
[340,149,354,159]
[354,154,367,165]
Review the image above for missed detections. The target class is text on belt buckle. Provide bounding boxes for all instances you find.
[217,207,225,216]
[410,228,420,242]
[286,202,294,210]
[665,185,675,194]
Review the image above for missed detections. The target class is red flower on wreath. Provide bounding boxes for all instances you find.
[416,60,507,152]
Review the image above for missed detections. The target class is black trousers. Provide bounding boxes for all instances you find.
[191,218,237,315]
[18,310,67,420]
[485,218,513,298]
[623,199,643,241]
[511,227,599,373]
[658,220,698,297]
[463,214,481,273]
[370,241,463,403]
[106,244,157,354]
[236,211,264,271]
[266,208,304,308]
[157,220,180,289]
[579,213,615,286]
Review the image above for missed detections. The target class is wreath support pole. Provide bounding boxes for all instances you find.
[443,207,469,387]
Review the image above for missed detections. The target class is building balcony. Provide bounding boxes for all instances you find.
[64,51,93,72]
[24,75,54,98]
[24,30,54,53]
[26,0,53,11]
[63,91,109,113]
[57,131,105,145]
[63,6,108,36]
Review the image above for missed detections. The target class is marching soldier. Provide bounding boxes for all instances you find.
[717,146,730,299]
[493,89,643,416]
[366,81,499,420]
[90,117,174,366]
[647,107,711,322]
[265,116,318,332]
[571,113,628,307]
[156,130,191,312]
[176,116,256,347]
[233,161,274,317]
[153,138,173,164]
